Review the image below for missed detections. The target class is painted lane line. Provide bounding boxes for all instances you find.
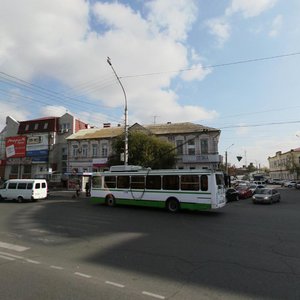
[105,281,125,288]
[0,254,15,261]
[26,259,41,264]
[50,265,64,270]
[0,251,24,260]
[0,241,30,252]
[74,272,92,279]
[142,291,165,299]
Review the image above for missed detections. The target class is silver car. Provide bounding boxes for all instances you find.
[252,188,281,204]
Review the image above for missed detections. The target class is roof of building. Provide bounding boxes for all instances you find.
[146,122,219,135]
[66,122,220,140]
[66,127,124,140]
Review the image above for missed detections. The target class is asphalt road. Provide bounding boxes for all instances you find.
[0,187,300,299]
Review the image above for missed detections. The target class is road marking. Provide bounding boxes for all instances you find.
[142,291,165,299]
[74,272,92,278]
[0,241,30,252]
[50,265,64,270]
[105,281,125,288]
[0,254,15,261]
[0,251,24,259]
[26,259,40,264]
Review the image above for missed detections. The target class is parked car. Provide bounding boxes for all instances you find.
[283,181,297,188]
[236,186,253,199]
[271,179,282,185]
[252,188,280,204]
[295,181,300,189]
[226,188,239,202]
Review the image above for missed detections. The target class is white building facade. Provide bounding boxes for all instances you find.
[66,122,222,172]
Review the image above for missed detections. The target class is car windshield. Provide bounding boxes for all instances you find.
[256,188,272,195]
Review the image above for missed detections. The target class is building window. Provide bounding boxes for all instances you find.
[82,144,88,157]
[23,165,31,174]
[176,140,184,155]
[25,124,29,131]
[11,165,18,174]
[188,139,195,155]
[62,147,67,160]
[61,123,71,130]
[201,139,208,154]
[92,144,98,157]
[44,123,48,129]
[101,143,108,157]
[72,145,78,157]
[34,123,39,130]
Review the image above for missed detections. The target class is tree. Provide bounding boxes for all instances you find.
[285,153,300,179]
[108,131,177,169]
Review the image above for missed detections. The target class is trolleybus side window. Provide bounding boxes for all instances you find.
[181,175,199,191]
[104,176,116,188]
[93,176,103,188]
[131,176,145,189]
[162,175,179,190]
[200,175,208,191]
[146,175,161,190]
[117,176,130,189]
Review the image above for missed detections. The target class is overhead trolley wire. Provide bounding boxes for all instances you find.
[120,51,300,79]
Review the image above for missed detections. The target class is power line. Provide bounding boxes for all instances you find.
[120,51,300,79]
[219,120,300,129]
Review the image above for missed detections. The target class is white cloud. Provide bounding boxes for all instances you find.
[39,106,68,117]
[269,14,283,37]
[0,94,30,129]
[206,0,277,46]
[0,0,215,128]
[226,0,277,18]
[146,0,197,41]
[206,18,231,47]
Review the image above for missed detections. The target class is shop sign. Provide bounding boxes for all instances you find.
[5,136,27,158]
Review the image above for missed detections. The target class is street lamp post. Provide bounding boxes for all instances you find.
[107,57,128,166]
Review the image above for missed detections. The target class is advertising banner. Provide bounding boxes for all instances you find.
[5,136,27,158]
[26,134,49,157]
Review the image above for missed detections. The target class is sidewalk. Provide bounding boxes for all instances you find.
[47,190,90,200]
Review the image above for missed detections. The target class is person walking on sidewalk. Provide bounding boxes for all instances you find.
[75,181,81,198]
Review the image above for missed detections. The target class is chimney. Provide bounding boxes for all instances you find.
[103,123,111,128]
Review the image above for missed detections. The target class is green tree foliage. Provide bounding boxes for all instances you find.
[108,131,176,169]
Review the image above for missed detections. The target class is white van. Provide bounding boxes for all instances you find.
[0,179,48,202]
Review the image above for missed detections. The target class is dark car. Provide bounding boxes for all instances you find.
[226,188,239,202]
[236,186,253,199]
[252,188,281,204]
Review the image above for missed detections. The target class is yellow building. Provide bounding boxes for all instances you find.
[268,148,300,180]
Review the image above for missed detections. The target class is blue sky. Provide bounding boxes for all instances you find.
[1,0,300,167]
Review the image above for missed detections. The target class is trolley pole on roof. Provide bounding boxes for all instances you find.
[107,57,128,165]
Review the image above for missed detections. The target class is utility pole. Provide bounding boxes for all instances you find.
[225,144,234,174]
[107,57,128,166]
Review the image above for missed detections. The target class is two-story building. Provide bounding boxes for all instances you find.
[0,113,89,180]
[268,148,300,180]
[66,122,221,173]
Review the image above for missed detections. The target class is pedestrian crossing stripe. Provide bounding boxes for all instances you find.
[0,241,30,252]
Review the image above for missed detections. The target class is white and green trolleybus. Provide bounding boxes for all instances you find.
[90,166,226,212]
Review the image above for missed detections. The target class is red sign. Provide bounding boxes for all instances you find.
[5,136,27,158]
